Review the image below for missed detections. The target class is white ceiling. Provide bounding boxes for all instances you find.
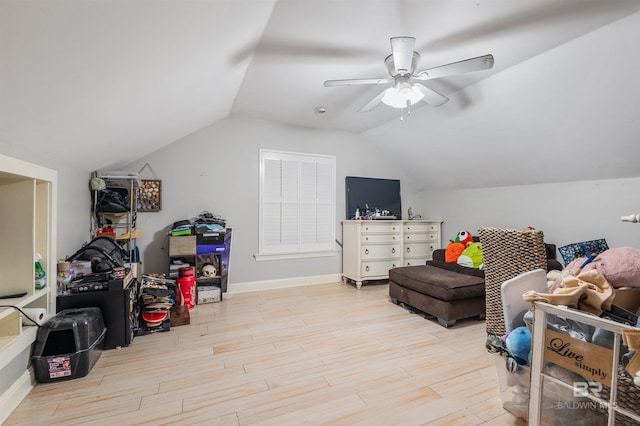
[1,0,639,189]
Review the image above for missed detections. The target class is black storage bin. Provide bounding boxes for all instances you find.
[32,307,106,383]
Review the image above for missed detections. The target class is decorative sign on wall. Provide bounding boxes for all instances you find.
[137,163,161,212]
[137,179,161,212]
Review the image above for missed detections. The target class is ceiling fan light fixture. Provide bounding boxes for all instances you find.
[381,84,424,108]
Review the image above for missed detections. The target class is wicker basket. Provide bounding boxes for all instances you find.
[478,227,547,338]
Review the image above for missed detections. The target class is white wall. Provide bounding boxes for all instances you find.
[422,178,640,263]
[125,116,422,287]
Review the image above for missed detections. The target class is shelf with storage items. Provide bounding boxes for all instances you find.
[0,154,56,423]
[342,220,442,289]
[168,229,231,303]
[91,172,141,262]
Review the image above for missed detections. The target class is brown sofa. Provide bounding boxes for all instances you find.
[389,240,562,328]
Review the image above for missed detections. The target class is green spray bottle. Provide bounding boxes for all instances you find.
[35,253,46,290]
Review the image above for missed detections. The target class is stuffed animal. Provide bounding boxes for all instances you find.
[455,230,474,247]
[457,241,484,269]
[445,241,466,263]
[506,326,532,365]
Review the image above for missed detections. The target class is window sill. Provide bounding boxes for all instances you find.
[254,250,339,262]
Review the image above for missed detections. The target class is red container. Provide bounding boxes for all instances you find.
[176,276,196,309]
[178,266,194,277]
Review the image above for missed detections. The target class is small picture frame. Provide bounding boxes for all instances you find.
[137,179,161,212]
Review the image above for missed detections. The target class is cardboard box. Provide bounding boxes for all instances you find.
[169,236,196,257]
[197,286,221,304]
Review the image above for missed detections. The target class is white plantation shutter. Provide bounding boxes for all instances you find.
[260,150,336,256]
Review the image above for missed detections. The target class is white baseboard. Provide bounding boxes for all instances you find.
[228,273,343,294]
[0,367,35,425]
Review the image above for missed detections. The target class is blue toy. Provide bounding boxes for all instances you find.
[506,326,532,365]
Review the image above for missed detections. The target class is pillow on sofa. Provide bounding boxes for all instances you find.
[558,239,609,265]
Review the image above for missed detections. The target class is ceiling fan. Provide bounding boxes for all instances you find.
[324,36,494,113]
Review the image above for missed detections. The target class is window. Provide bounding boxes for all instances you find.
[258,149,336,259]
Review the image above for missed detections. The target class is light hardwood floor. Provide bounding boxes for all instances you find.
[6,282,525,425]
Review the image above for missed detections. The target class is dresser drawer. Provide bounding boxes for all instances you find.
[361,260,400,277]
[361,223,401,234]
[404,242,437,259]
[403,256,432,267]
[403,232,438,243]
[403,223,439,233]
[361,243,401,260]
[362,233,400,244]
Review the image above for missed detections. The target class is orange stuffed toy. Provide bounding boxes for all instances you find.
[446,241,466,263]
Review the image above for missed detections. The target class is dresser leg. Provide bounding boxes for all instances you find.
[356,281,362,289]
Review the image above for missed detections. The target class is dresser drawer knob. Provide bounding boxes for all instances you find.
[365,249,369,255]
[365,266,370,272]
[406,247,411,253]
[391,247,395,254]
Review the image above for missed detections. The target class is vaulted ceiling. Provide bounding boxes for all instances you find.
[2,0,639,189]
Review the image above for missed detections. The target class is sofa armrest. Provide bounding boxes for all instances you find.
[432,248,446,262]
[426,260,485,278]
[547,258,563,272]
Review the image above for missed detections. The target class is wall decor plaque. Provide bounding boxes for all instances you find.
[137,179,161,212]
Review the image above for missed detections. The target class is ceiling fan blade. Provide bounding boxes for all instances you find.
[324,77,391,87]
[359,89,389,112]
[414,84,449,107]
[414,54,494,80]
[390,36,416,75]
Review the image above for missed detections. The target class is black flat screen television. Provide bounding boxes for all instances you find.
[345,176,401,219]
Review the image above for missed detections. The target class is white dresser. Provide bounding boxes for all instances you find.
[341,220,442,289]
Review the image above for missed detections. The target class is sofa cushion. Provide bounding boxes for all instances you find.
[426,260,485,278]
[389,265,485,301]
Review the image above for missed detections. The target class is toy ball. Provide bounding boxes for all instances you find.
[202,264,217,277]
[455,230,474,247]
[506,326,532,365]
